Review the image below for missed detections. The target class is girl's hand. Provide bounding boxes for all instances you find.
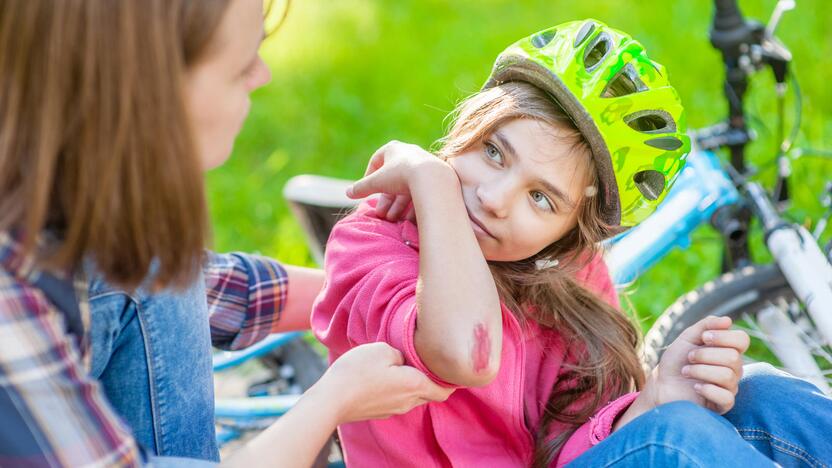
[313,342,454,424]
[346,140,450,204]
[645,316,749,414]
[374,193,416,222]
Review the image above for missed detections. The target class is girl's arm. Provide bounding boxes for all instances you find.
[224,343,453,468]
[347,141,502,387]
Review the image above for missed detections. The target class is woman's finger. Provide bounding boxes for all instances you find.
[683,364,738,391]
[694,383,735,414]
[688,347,743,372]
[701,329,750,353]
[395,366,454,402]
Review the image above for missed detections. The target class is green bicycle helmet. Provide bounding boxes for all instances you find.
[483,19,690,227]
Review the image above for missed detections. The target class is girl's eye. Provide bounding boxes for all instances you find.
[484,142,503,165]
[531,191,554,212]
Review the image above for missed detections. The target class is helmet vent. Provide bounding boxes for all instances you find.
[531,28,557,48]
[624,110,677,134]
[601,63,648,98]
[645,136,684,151]
[583,33,611,71]
[574,21,596,48]
[633,170,666,201]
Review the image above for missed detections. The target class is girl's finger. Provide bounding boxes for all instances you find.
[694,383,735,414]
[365,144,392,176]
[404,205,416,222]
[347,170,388,199]
[386,196,411,221]
[683,364,738,391]
[701,329,750,353]
[375,194,394,218]
[677,315,732,346]
[688,347,743,372]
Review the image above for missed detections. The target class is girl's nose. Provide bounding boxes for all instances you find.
[476,178,514,219]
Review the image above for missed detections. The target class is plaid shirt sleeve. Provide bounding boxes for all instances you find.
[205,252,289,351]
[0,276,143,467]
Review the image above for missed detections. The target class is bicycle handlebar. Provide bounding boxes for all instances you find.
[713,0,745,32]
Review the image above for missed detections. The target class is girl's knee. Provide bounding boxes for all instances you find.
[642,401,733,436]
[738,363,811,401]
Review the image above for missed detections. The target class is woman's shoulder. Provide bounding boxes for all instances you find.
[0,266,61,338]
[0,233,54,319]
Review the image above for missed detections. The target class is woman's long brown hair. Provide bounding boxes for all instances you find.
[437,82,645,467]
[0,0,233,289]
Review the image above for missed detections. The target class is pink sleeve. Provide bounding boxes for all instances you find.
[554,392,640,467]
[310,206,457,386]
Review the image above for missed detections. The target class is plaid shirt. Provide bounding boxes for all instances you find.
[0,231,289,467]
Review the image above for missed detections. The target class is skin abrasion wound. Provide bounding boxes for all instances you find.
[472,323,491,374]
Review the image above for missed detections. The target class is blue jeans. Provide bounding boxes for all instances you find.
[86,269,219,463]
[568,363,832,467]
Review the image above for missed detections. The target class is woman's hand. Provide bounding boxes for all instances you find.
[645,315,750,413]
[227,342,451,468]
[346,140,450,221]
[312,342,454,424]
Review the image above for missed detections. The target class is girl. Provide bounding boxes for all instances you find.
[312,20,832,467]
[0,0,450,466]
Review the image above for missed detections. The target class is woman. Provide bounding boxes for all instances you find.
[0,0,450,466]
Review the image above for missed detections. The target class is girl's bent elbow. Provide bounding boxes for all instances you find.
[436,345,500,387]
[462,362,499,387]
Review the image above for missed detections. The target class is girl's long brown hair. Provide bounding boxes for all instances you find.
[0,0,234,289]
[437,82,645,467]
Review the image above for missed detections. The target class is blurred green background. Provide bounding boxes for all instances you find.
[207,0,831,331]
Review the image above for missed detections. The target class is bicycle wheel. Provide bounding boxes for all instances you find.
[216,338,336,467]
[643,264,832,393]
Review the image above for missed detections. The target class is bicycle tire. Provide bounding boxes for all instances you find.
[642,263,794,370]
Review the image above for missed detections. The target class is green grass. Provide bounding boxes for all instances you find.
[206,0,832,332]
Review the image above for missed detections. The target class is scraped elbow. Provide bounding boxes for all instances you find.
[415,323,501,387]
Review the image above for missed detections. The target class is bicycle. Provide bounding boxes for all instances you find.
[631,0,832,392]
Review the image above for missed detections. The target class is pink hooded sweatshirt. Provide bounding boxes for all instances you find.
[312,201,639,467]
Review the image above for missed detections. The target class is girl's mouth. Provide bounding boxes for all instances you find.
[467,211,496,239]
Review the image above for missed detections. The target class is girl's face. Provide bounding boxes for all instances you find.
[186,0,272,171]
[447,118,591,262]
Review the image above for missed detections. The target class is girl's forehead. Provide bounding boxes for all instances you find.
[494,119,587,169]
